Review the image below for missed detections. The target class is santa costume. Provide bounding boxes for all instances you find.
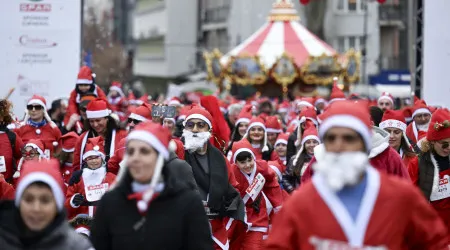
[65,136,116,220]
[64,66,107,126]
[108,81,126,112]
[12,139,48,186]
[73,98,127,169]
[273,133,289,167]
[265,100,448,250]
[227,104,253,160]
[377,92,394,111]
[408,108,450,236]
[406,99,432,145]
[0,125,24,183]
[16,95,62,158]
[230,140,283,249]
[60,132,79,186]
[328,77,346,104]
[0,175,14,200]
[265,116,283,146]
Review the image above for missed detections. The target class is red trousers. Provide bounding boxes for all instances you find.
[239,231,263,250]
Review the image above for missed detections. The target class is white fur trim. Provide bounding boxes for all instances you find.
[278,108,288,113]
[328,98,346,104]
[379,119,407,131]
[16,172,65,211]
[430,154,441,196]
[168,140,177,152]
[266,128,282,134]
[27,99,46,108]
[275,139,288,147]
[177,115,186,121]
[247,122,266,132]
[75,226,91,236]
[70,193,81,208]
[129,113,148,122]
[301,135,320,146]
[163,117,175,123]
[269,164,282,181]
[25,143,45,156]
[82,150,105,161]
[184,114,212,129]
[377,95,393,104]
[86,109,111,119]
[109,86,124,97]
[296,101,313,107]
[235,117,250,126]
[315,98,327,105]
[168,100,181,106]
[62,147,75,153]
[368,142,389,159]
[412,108,431,118]
[233,148,256,163]
[319,115,371,152]
[76,79,93,84]
[127,130,169,159]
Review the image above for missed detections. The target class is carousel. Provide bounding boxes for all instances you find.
[204,0,361,98]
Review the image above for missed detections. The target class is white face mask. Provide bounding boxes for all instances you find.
[313,151,369,192]
[182,130,211,153]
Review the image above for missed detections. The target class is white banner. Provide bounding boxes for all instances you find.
[0,0,81,118]
[423,0,450,107]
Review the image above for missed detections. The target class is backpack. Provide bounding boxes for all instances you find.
[2,129,17,183]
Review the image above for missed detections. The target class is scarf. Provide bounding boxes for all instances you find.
[184,143,245,221]
[27,119,47,128]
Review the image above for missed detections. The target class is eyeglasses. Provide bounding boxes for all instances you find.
[127,118,142,125]
[323,133,360,144]
[22,150,38,158]
[26,105,43,111]
[185,121,208,130]
[437,141,450,149]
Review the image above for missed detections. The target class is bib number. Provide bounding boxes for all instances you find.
[202,200,219,217]
[430,175,450,201]
[246,173,266,201]
[85,183,109,202]
[0,156,5,173]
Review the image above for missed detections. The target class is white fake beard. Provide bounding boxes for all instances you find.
[183,130,211,153]
[313,151,369,192]
[416,122,430,132]
[82,166,107,187]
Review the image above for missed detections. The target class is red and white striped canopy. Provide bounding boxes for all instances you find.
[221,0,336,69]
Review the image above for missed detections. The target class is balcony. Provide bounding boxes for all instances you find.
[203,5,230,25]
[378,3,405,27]
[379,56,408,70]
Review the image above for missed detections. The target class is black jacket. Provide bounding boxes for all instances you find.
[0,201,92,250]
[286,130,298,164]
[90,159,214,250]
[282,151,311,193]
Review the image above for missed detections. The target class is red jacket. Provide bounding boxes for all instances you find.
[64,86,107,126]
[0,132,24,181]
[406,121,427,145]
[65,171,116,219]
[15,123,62,156]
[0,177,15,200]
[73,129,127,169]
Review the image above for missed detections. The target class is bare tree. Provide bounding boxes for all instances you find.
[83,7,130,87]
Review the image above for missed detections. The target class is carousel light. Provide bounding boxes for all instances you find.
[299,0,310,5]
[377,0,386,3]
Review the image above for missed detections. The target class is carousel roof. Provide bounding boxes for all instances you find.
[221,0,336,68]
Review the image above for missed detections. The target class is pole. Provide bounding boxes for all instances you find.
[80,0,84,67]
[361,0,369,85]
[409,0,416,103]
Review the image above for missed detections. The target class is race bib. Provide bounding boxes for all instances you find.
[246,173,266,201]
[0,156,5,173]
[430,175,450,201]
[85,183,109,202]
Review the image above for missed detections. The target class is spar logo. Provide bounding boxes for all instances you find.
[20,0,51,12]
[19,35,57,48]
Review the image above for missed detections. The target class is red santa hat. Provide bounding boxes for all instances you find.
[265,116,282,134]
[235,105,253,126]
[231,139,256,164]
[13,139,46,179]
[129,103,152,122]
[118,122,174,213]
[86,98,111,119]
[25,95,57,128]
[177,106,190,121]
[379,109,412,149]
[378,92,394,105]
[275,133,289,147]
[296,99,313,110]
[76,66,94,84]
[109,81,125,97]
[328,77,346,103]
[293,125,320,166]
[402,106,413,123]
[426,108,450,141]
[82,137,105,161]
[314,96,328,106]
[295,106,318,147]
[168,97,182,107]
[319,100,372,152]
[61,132,79,153]
[183,106,213,129]
[277,100,290,113]
[286,123,297,135]
[243,117,269,152]
[412,100,431,118]
[15,159,65,211]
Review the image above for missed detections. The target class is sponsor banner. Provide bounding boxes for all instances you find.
[0,0,81,117]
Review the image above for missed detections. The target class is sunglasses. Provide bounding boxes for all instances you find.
[323,133,360,144]
[185,121,208,130]
[127,118,142,125]
[22,151,38,158]
[27,105,43,111]
[437,141,450,149]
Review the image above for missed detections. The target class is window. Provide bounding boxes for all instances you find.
[336,0,366,12]
[337,37,345,53]
[335,36,363,53]
[348,0,357,11]
[348,36,356,49]
[337,0,345,10]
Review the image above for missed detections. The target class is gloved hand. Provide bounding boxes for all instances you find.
[71,193,85,207]
[66,113,80,130]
